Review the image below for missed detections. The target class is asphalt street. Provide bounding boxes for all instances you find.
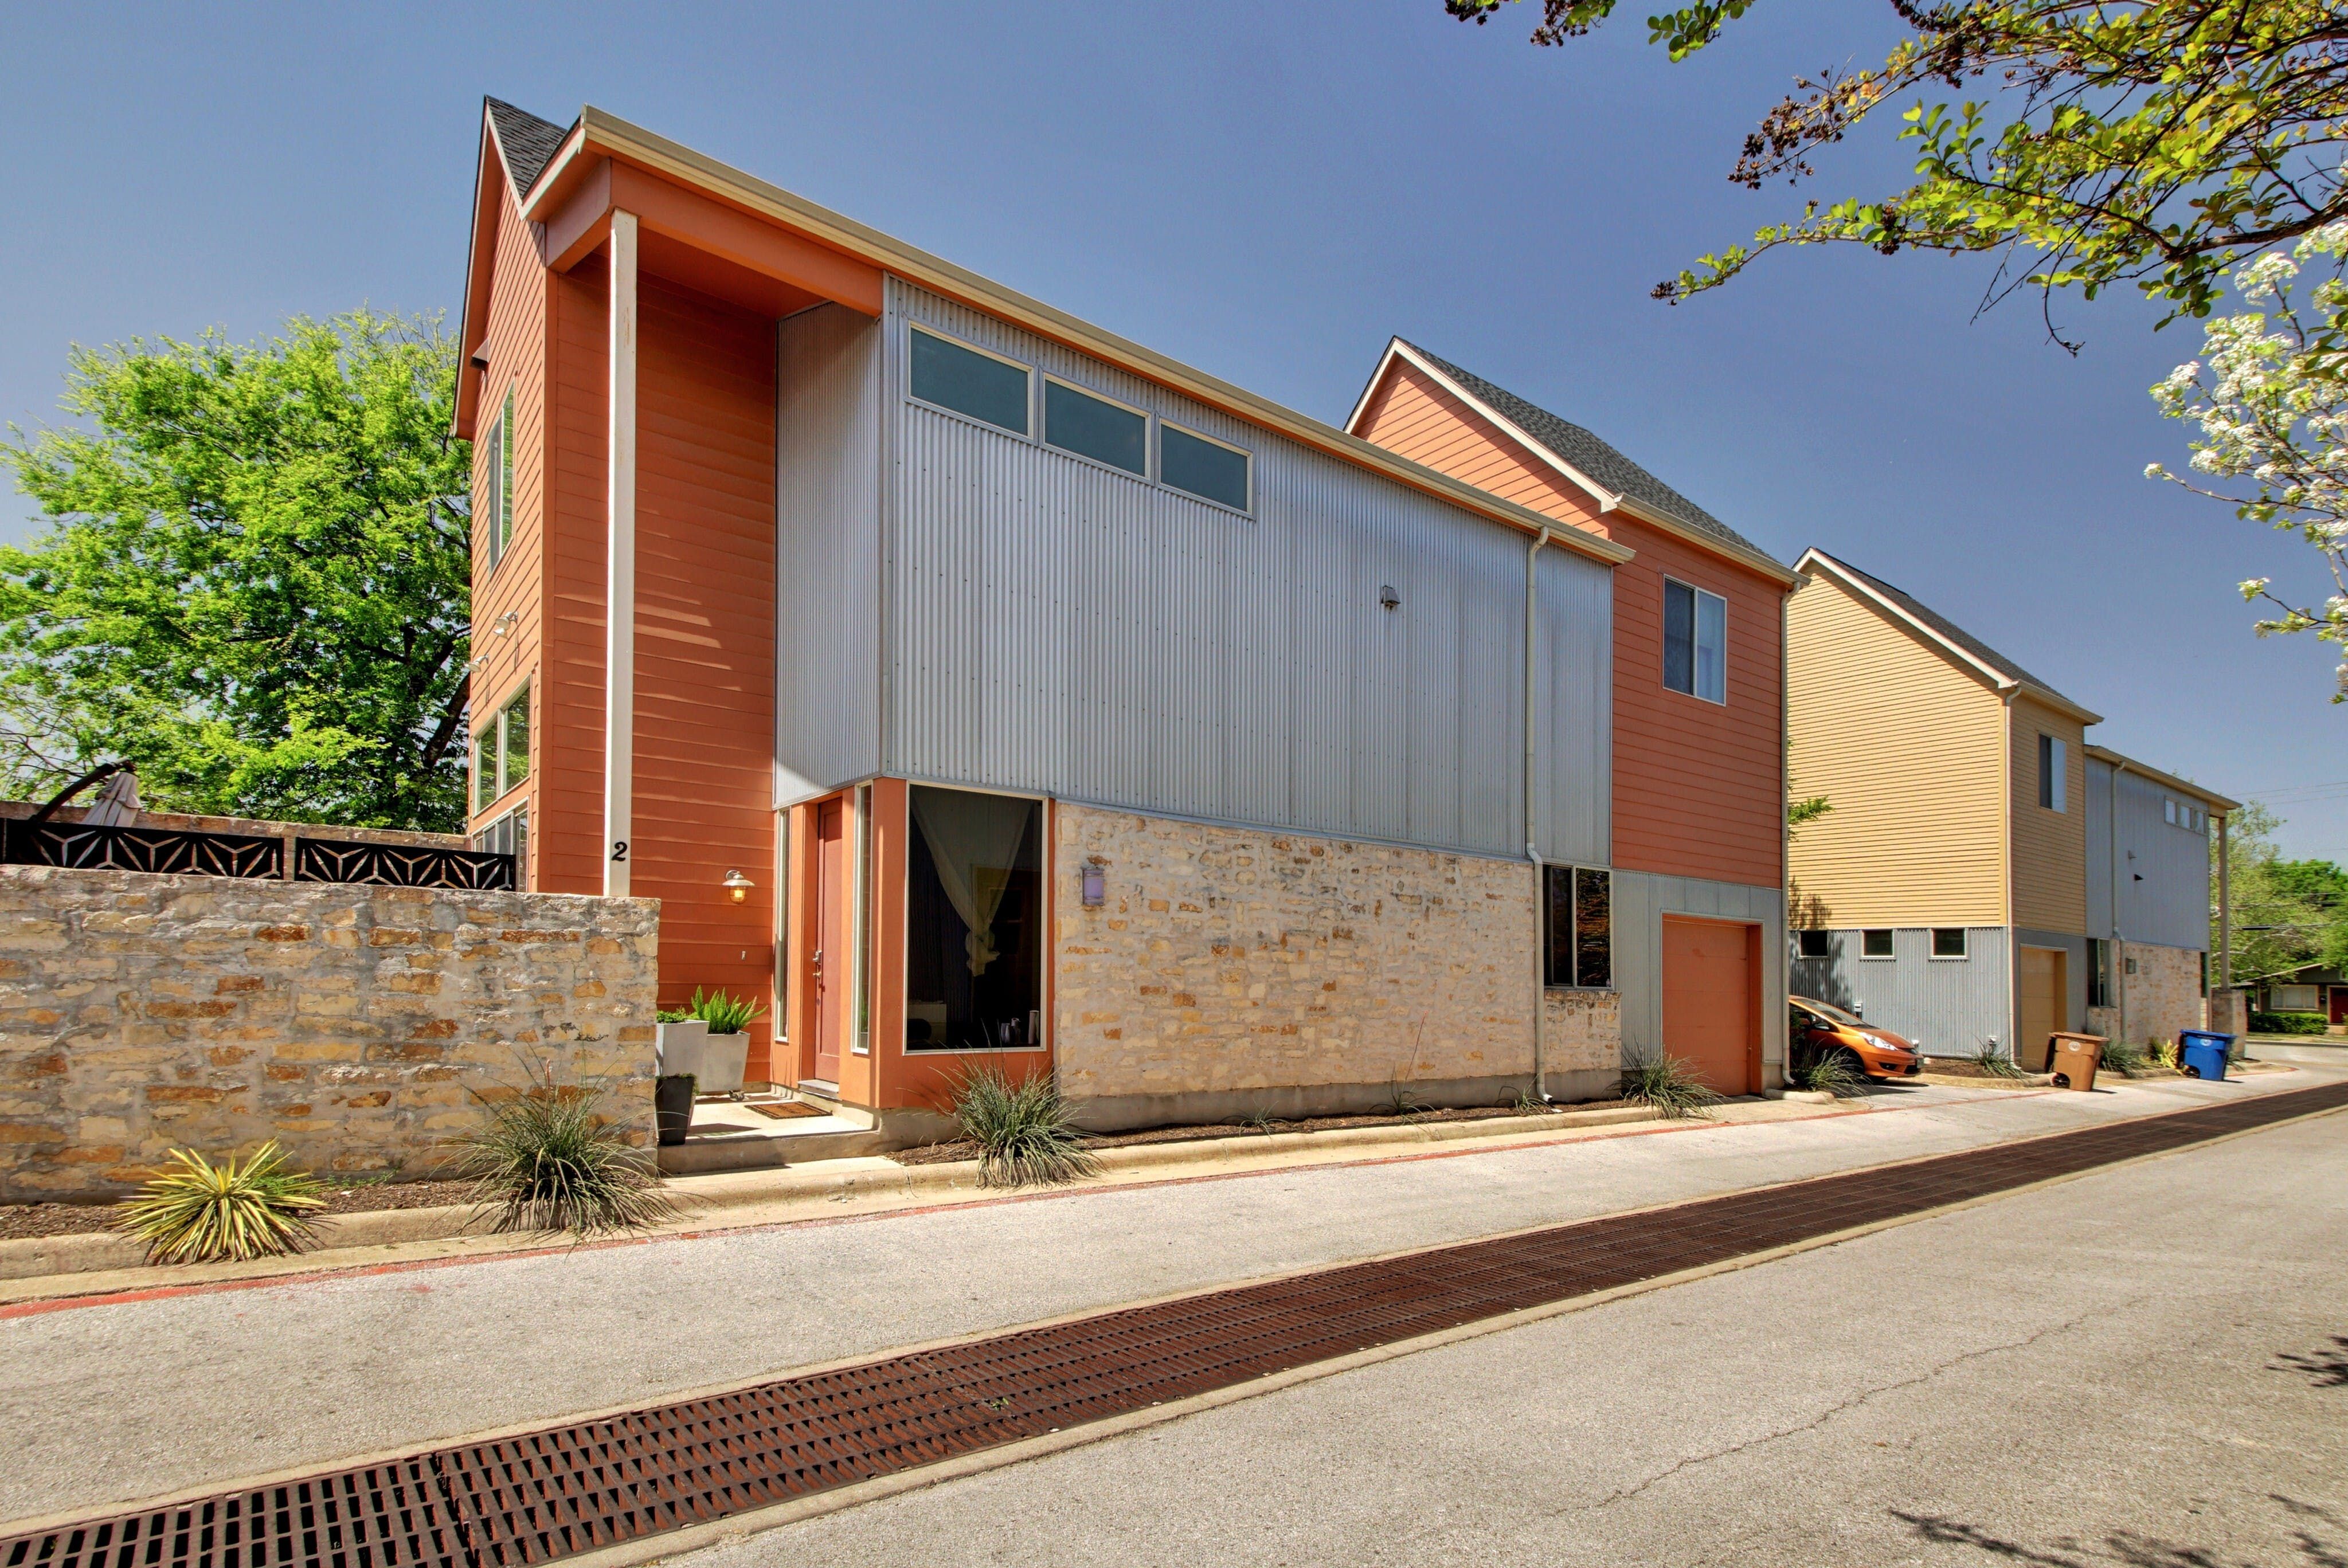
[2,1065,2339,1563]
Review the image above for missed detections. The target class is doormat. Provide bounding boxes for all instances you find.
[743,1099,827,1120]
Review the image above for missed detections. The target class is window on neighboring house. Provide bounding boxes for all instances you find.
[2088,939,2111,1008]
[1044,377,1147,476]
[909,326,1031,434]
[1795,929,1830,959]
[472,682,531,815]
[1543,865,1613,988]
[1930,928,1967,959]
[1662,579,1727,703]
[472,804,529,885]
[479,386,515,572]
[1160,422,1250,511]
[1861,928,1895,959]
[2163,797,2177,825]
[2037,733,2067,812]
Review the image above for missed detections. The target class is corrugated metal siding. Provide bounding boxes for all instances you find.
[776,303,883,799]
[879,279,1611,860]
[2108,768,2212,950]
[1789,927,2010,1059]
[1613,871,1785,1069]
[2087,758,2115,935]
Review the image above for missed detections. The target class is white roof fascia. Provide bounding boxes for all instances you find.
[1350,338,1627,515]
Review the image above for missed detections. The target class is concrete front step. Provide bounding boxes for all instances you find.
[658,1096,890,1175]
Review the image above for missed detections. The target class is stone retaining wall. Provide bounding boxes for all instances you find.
[0,865,656,1201]
[1052,806,1621,1126]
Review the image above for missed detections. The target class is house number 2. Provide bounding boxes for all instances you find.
[610,841,628,862]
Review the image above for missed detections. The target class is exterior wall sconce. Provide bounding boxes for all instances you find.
[1081,864,1105,907]
[723,868,754,903]
[1379,585,1401,610]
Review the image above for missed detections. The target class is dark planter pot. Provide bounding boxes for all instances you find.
[655,1073,696,1146]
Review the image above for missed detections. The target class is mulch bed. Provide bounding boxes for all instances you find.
[0,1177,483,1245]
[891,1100,1632,1168]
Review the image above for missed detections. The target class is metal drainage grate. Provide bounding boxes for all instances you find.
[10,1080,2344,1568]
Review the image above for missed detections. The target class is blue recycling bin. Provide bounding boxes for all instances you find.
[2178,1029,2234,1081]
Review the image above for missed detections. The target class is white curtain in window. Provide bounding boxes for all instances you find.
[910,789,1033,975]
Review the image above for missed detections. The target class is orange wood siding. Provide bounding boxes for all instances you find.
[539,256,613,899]
[1356,362,1785,888]
[633,275,779,1080]
[465,162,552,885]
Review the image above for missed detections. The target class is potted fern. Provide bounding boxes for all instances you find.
[658,987,765,1096]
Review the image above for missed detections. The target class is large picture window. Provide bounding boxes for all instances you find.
[1543,865,1613,989]
[1662,579,1726,703]
[905,786,1044,1050]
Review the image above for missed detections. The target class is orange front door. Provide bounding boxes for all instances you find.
[812,801,848,1085]
[1661,916,1757,1095]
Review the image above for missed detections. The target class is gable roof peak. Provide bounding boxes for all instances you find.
[484,97,570,201]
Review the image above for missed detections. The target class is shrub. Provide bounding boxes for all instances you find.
[1787,1047,1869,1097]
[115,1141,327,1264]
[948,1066,1098,1188]
[2097,1037,2149,1077]
[2250,1012,2327,1036]
[2152,1037,2181,1070]
[451,1063,676,1237]
[1971,1041,2024,1079]
[1618,1053,1720,1118]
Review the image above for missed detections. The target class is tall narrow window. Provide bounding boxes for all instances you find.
[1044,378,1148,475]
[2038,734,2067,812]
[2088,939,2111,1008]
[909,326,1031,434]
[1663,579,1727,703]
[905,787,1044,1049]
[471,681,531,814]
[1542,865,1613,987]
[479,387,515,572]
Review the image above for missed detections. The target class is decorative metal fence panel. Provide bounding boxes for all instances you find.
[295,837,516,891]
[0,818,283,879]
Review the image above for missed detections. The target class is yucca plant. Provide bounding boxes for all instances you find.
[2097,1037,2149,1077]
[450,1062,677,1237]
[948,1065,1097,1188]
[1972,1041,2024,1079]
[115,1141,327,1264]
[1618,1053,1720,1119]
[1787,1047,1869,1097]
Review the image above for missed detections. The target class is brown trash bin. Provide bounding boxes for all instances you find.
[2048,1032,2105,1091]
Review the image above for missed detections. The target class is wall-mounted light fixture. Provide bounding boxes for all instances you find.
[1379,585,1402,610]
[723,869,754,904]
[1081,864,1105,907]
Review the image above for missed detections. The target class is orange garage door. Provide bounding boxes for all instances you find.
[1661,916,1757,1096]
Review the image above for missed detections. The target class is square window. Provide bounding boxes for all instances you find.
[1930,927,1967,959]
[1160,422,1250,511]
[1795,930,1829,959]
[910,327,1031,435]
[1663,579,1727,703]
[1861,928,1895,959]
[1044,378,1147,475]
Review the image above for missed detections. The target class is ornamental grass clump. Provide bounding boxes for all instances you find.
[1787,1048,1870,1098]
[1972,1041,2024,1079]
[451,1063,676,1238]
[1618,1052,1720,1119]
[948,1066,1097,1189]
[115,1141,327,1264]
[2098,1037,2150,1077]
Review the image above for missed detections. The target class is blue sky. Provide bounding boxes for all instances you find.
[3,1,2341,857]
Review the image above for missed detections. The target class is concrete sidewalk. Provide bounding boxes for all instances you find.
[1,1066,2333,1528]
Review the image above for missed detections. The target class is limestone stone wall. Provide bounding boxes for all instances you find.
[2122,940,2207,1047]
[1052,806,1621,1124]
[0,866,656,1201]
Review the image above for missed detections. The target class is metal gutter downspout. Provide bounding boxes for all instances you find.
[1999,688,2017,1061]
[1526,527,1553,1100]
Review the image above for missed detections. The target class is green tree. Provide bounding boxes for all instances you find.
[1447,2,2347,330]
[2217,801,2348,981]
[0,311,473,830]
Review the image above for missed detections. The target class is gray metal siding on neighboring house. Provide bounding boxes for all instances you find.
[1790,927,2009,1058]
[774,303,884,801]
[878,279,1613,863]
[2101,766,2213,952]
[2087,759,2115,936]
[1613,871,1785,1071]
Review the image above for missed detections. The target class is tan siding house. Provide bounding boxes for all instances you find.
[1786,550,2112,1068]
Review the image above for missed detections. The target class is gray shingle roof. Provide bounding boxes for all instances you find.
[1399,343,1771,562]
[486,99,569,198]
[1814,550,2083,707]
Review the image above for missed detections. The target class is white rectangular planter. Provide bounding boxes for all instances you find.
[656,1021,749,1095]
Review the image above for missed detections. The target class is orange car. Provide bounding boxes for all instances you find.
[1791,997,1923,1079]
